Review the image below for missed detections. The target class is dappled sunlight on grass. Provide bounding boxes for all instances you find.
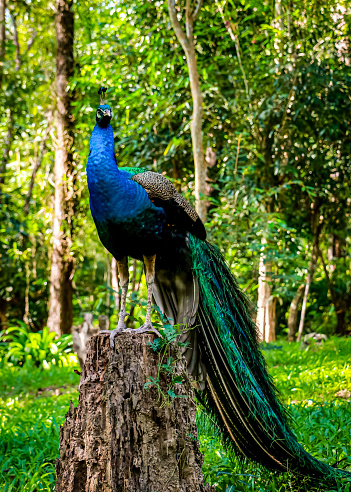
[0,356,79,398]
[264,337,351,404]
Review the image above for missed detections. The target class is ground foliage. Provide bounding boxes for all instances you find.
[0,337,350,491]
[0,0,350,336]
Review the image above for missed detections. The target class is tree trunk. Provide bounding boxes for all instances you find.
[188,42,206,223]
[0,0,5,89]
[55,332,213,492]
[47,0,75,336]
[297,208,320,342]
[167,0,207,222]
[287,284,305,342]
[257,239,276,342]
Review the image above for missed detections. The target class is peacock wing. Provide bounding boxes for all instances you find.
[131,171,206,240]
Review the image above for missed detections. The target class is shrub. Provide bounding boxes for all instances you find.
[0,322,73,368]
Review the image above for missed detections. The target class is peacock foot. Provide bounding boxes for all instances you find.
[126,323,161,338]
[100,325,127,350]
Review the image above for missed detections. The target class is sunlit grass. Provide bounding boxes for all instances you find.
[0,362,80,492]
[265,337,351,404]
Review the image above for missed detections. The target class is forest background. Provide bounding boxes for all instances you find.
[1,0,351,342]
[0,0,351,491]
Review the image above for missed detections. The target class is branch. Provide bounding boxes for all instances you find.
[167,0,189,50]
[192,0,203,21]
[185,0,193,39]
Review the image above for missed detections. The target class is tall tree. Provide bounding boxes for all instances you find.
[167,0,207,222]
[47,0,75,335]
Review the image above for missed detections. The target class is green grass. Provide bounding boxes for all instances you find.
[0,338,350,491]
[0,362,80,491]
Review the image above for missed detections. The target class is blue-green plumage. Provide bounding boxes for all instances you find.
[87,103,351,486]
[87,119,167,260]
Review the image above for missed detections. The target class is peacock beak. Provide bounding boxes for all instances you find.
[103,109,111,117]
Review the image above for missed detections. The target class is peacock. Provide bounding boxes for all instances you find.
[86,89,351,486]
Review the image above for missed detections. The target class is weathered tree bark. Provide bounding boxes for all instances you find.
[47,0,75,336]
[0,0,5,89]
[55,332,213,492]
[167,0,207,222]
[287,284,305,342]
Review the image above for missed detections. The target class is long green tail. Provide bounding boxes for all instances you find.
[189,235,351,484]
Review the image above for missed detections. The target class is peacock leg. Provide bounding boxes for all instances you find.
[106,256,129,349]
[126,254,161,337]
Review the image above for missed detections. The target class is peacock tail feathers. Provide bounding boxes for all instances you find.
[189,234,351,484]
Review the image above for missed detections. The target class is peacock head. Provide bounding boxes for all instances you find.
[96,104,112,128]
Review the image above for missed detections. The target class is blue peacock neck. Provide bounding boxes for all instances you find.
[87,122,155,225]
[88,123,117,169]
[87,123,124,222]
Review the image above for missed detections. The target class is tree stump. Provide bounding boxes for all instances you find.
[55,332,214,492]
